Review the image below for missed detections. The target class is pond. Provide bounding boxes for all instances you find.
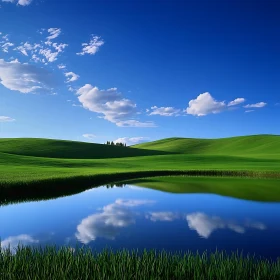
[1,176,280,261]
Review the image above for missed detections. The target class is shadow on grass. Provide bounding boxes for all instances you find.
[1,170,280,206]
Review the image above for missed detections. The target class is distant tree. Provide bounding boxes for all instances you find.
[111,141,114,145]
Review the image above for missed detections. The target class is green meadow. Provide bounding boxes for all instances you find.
[0,134,280,202]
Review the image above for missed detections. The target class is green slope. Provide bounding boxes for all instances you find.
[133,134,280,158]
[0,138,170,159]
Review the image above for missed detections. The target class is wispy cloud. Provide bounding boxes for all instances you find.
[149,106,182,116]
[77,35,104,56]
[228,98,245,106]
[244,102,267,108]
[1,42,14,53]
[0,59,56,94]
[76,84,156,127]
[1,0,33,6]
[245,110,254,113]
[46,28,61,41]
[82,134,96,140]
[65,71,79,82]
[0,116,15,122]
[145,212,179,222]
[114,137,150,145]
[57,64,66,69]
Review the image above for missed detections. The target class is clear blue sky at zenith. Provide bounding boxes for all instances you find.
[0,0,279,145]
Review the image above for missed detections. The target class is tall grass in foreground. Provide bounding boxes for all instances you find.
[1,245,280,280]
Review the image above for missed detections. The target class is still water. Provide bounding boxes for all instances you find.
[1,180,280,260]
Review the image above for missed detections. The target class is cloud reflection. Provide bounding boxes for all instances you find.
[1,234,39,253]
[145,212,179,222]
[186,212,266,238]
[76,199,155,244]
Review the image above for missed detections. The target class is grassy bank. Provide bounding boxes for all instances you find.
[121,176,280,202]
[1,245,279,280]
[1,135,280,203]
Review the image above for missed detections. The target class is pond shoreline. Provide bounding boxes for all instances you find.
[1,169,280,205]
[1,245,280,280]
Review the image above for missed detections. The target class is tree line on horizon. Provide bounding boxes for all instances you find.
[104,141,127,147]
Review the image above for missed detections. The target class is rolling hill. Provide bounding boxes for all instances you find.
[133,134,280,158]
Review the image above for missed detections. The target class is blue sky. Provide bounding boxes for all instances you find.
[0,0,279,145]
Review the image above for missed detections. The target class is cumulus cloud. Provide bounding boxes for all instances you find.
[82,134,96,140]
[114,137,150,145]
[186,212,266,239]
[65,71,79,82]
[0,59,56,93]
[77,35,104,56]
[1,234,39,253]
[75,199,155,244]
[0,116,15,122]
[76,84,156,127]
[244,102,267,108]
[149,106,181,116]
[145,212,179,222]
[228,98,245,106]
[186,92,227,116]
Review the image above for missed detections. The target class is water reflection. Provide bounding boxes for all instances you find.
[76,199,155,244]
[1,234,39,253]
[145,212,180,222]
[186,212,266,238]
[1,180,280,260]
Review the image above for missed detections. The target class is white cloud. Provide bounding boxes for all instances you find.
[146,212,179,222]
[38,48,59,63]
[186,92,227,116]
[82,134,96,140]
[114,137,150,145]
[15,42,39,56]
[149,106,181,116]
[228,98,245,106]
[1,0,32,6]
[52,42,68,52]
[1,42,14,53]
[0,116,15,122]
[0,59,56,93]
[46,28,61,41]
[18,0,32,6]
[77,35,104,56]
[76,84,156,127]
[244,102,267,108]
[76,199,154,244]
[58,64,66,69]
[1,234,39,253]
[186,212,266,239]
[245,110,254,113]
[115,120,156,127]
[65,71,79,82]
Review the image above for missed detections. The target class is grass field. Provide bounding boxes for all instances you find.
[0,134,280,202]
[1,245,280,280]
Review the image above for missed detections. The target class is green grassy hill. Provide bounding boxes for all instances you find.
[133,134,280,158]
[0,138,169,159]
[1,134,280,198]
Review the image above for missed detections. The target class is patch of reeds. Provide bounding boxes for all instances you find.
[0,245,280,280]
[1,170,280,205]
